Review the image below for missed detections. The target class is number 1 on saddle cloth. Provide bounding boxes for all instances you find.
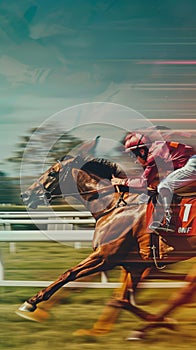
[146,194,196,250]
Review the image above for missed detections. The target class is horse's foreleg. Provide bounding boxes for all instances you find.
[19,250,107,311]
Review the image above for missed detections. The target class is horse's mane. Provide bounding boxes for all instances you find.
[80,157,124,180]
[59,154,125,180]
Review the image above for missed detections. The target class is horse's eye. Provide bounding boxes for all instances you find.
[48,171,57,178]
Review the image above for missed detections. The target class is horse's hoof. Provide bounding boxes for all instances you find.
[18,301,37,312]
[126,330,144,341]
[15,308,49,323]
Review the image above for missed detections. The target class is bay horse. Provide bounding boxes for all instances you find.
[18,151,196,339]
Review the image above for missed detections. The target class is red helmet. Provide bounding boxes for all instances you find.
[124,132,151,152]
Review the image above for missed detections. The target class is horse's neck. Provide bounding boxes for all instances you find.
[78,183,117,219]
[94,191,124,219]
[73,168,142,219]
[74,169,115,212]
[80,187,142,221]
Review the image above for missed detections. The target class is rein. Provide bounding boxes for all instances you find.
[50,184,115,199]
[95,189,128,221]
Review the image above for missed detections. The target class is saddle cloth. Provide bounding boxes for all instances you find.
[146,196,196,236]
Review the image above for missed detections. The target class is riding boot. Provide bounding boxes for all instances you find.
[149,194,175,234]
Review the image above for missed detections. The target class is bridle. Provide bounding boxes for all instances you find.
[33,158,71,205]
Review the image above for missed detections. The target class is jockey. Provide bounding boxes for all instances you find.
[111,131,196,258]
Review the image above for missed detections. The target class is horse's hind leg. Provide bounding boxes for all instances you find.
[18,249,107,312]
[128,265,196,340]
[156,264,196,322]
[75,268,152,336]
[104,267,158,322]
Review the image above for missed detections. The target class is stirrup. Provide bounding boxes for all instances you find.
[149,221,175,234]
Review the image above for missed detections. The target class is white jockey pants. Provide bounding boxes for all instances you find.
[158,155,196,194]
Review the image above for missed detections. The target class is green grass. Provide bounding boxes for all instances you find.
[0,242,196,349]
[0,288,196,350]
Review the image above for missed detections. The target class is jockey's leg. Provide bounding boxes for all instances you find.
[149,157,196,234]
[148,183,174,233]
[159,187,173,226]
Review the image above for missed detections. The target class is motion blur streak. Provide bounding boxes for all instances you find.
[138,60,196,65]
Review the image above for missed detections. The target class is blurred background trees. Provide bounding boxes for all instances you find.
[7,126,82,172]
[1,127,82,205]
[0,170,22,204]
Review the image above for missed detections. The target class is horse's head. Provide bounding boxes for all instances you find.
[21,154,125,211]
[21,136,103,209]
[21,155,80,209]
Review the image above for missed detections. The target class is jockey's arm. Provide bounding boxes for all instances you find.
[111,175,147,189]
[111,161,158,189]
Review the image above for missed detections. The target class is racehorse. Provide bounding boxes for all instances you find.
[18,146,196,339]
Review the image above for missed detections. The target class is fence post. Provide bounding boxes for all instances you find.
[101,272,108,284]
[0,219,15,253]
[0,252,4,281]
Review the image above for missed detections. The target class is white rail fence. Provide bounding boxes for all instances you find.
[0,211,187,289]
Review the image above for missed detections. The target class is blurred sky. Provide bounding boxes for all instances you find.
[0,0,196,175]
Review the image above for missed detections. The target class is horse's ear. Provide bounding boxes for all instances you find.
[77,136,100,156]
